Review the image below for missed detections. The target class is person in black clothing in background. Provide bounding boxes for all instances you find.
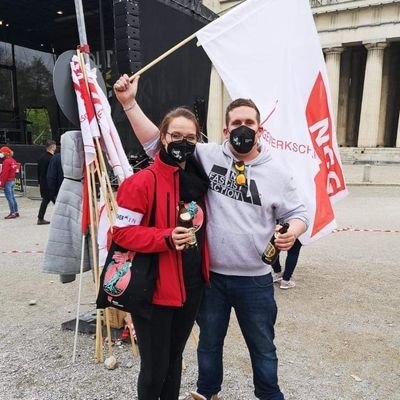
[37,139,56,225]
[47,152,64,201]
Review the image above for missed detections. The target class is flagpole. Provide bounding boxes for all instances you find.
[127,0,246,81]
[73,0,110,364]
[129,33,196,81]
[74,0,90,63]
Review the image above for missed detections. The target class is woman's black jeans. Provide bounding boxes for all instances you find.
[133,286,203,400]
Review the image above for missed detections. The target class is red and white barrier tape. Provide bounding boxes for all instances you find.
[333,227,400,233]
[2,227,399,254]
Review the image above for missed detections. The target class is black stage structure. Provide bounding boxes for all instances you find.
[0,0,216,166]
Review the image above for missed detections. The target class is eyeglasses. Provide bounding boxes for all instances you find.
[167,132,197,144]
[234,161,246,186]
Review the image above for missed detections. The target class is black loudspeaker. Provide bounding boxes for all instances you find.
[113,0,142,74]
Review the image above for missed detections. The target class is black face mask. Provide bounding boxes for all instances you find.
[167,140,196,163]
[229,125,256,154]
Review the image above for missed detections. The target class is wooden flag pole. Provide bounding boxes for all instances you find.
[94,136,119,211]
[86,162,104,363]
[124,313,139,357]
[94,145,118,218]
[129,33,196,81]
[104,309,113,357]
[90,167,99,227]
[89,164,113,356]
[88,165,113,360]
[126,1,246,81]
[93,156,116,225]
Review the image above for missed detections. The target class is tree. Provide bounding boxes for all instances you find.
[16,57,57,143]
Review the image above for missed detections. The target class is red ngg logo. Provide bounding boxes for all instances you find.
[306,72,345,237]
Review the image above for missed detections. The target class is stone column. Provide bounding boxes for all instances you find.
[324,46,343,139]
[377,49,389,147]
[337,49,351,146]
[358,41,387,147]
[206,65,225,143]
[396,114,400,147]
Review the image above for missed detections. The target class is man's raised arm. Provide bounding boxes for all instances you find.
[114,75,159,145]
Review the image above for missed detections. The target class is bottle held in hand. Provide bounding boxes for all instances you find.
[261,223,290,265]
[177,201,197,249]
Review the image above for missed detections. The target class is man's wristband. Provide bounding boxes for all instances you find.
[123,100,137,112]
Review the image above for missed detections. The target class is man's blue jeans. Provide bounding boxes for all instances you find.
[4,180,18,214]
[196,272,284,400]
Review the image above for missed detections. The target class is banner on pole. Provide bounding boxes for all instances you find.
[196,0,347,243]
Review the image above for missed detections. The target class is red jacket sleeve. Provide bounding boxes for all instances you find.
[112,171,173,253]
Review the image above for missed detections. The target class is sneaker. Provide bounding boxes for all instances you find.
[190,392,219,400]
[280,280,296,290]
[15,212,19,217]
[37,219,50,225]
[4,213,17,219]
[272,272,282,282]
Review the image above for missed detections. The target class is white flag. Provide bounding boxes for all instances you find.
[196,0,347,244]
[71,56,98,166]
[86,65,133,182]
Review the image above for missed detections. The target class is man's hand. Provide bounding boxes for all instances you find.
[171,226,191,251]
[274,219,306,251]
[274,231,297,251]
[113,74,139,109]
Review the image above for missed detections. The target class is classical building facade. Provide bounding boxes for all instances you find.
[202,0,400,153]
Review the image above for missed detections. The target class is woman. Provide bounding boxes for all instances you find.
[0,146,20,219]
[113,84,209,400]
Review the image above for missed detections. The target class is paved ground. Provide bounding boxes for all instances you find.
[343,164,400,186]
[0,183,399,400]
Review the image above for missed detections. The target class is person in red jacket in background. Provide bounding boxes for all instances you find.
[0,146,20,219]
[112,106,209,400]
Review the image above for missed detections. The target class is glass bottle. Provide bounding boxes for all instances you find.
[261,223,290,264]
[177,201,197,249]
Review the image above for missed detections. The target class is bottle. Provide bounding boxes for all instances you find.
[177,201,197,249]
[261,223,290,265]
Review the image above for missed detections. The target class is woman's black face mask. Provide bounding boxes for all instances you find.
[167,140,196,162]
[229,125,256,154]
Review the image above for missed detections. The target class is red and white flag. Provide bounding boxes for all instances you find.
[86,65,133,182]
[196,0,347,244]
[71,56,98,166]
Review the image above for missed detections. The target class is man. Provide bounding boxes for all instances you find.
[37,139,56,225]
[46,151,64,202]
[114,75,308,400]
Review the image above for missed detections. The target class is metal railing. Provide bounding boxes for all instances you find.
[23,162,41,200]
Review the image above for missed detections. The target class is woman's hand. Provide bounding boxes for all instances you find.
[171,226,191,251]
[113,74,140,109]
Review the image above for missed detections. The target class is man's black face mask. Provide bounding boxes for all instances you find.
[229,125,256,154]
